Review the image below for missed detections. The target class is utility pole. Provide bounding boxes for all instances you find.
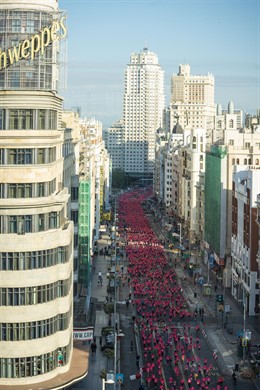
[178,223,182,263]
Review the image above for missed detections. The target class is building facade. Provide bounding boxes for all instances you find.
[170,64,215,134]
[123,47,165,179]
[0,0,74,385]
[178,127,206,242]
[104,119,124,171]
[231,168,260,316]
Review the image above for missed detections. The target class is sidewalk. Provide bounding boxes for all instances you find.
[82,234,114,390]
[82,230,139,390]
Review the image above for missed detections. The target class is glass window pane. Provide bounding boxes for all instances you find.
[38,110,46,130]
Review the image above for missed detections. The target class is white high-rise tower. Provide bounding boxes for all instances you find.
[123,47,164,179]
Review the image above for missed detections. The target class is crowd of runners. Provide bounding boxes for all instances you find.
[117,188,230,390]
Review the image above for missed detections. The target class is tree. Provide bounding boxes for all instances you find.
[112,168,126,189]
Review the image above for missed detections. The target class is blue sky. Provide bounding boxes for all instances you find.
[60,0,259,128]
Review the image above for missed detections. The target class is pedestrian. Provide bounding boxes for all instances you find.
[99,335,102,347]
[232,370,237,385]
[90,340,97,354]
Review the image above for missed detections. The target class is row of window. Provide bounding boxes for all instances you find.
[0,211,63,234]
[0,65,53,91]
[0,307,72,341]
[231,158,259,165]
[0,147,56,165]
[0,179,56,199]
[0,109,57,131]
[0,11,53,34]
[0,274,72,306]
[0,245,70,271]
[0,341,72,378]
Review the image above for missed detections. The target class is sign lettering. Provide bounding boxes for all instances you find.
[0,16,67,70]
[73,327,94,341]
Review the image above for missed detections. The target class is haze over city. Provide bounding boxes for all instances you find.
[61,0,259,128]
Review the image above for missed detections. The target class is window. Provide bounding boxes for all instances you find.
[9,110,33,130]
[8,215,32,234]
[71,210,78,224]
[25,183,32,197]
[38,110,46,130]
[0,15,6,33]
[38,182,45,197]
[12,19,21,32]
[10,71,20,88]
[0,109,5,130]
[49,110,57,130]
[7,149,32,164]
[0,343,71,378]
[37,148,45,164]
[71,187,78,201]
[49,212,59,229]
[192,136,196,149]
[26,20,34,33]
[7,183,32,198]
[39,214,44,232]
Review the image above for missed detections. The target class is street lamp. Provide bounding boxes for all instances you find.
[178,223,182,246]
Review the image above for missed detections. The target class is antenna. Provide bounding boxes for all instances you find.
[144,41,148,51]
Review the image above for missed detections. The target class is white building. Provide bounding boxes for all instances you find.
[104,119,124,170]
[212,101,243,144]
[80,118,110,242]
[231,168,260,315]
[154,128,168,202]
[123,47,165,179]
[179,128,206,241]
[0,0,74,386]
[170,64,215,135]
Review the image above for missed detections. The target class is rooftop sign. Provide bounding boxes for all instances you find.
[0,15,67,70]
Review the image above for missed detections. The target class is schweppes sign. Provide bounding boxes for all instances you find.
[0,15,67,70]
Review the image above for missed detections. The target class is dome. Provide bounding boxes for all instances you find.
[172,123,183,134]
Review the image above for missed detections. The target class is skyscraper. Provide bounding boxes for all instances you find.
[123,47,165,179]
[0,0,74,386]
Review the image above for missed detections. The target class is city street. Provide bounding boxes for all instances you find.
[69,188,260,390]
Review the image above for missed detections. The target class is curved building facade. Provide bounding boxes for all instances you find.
[0,0,74,386]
